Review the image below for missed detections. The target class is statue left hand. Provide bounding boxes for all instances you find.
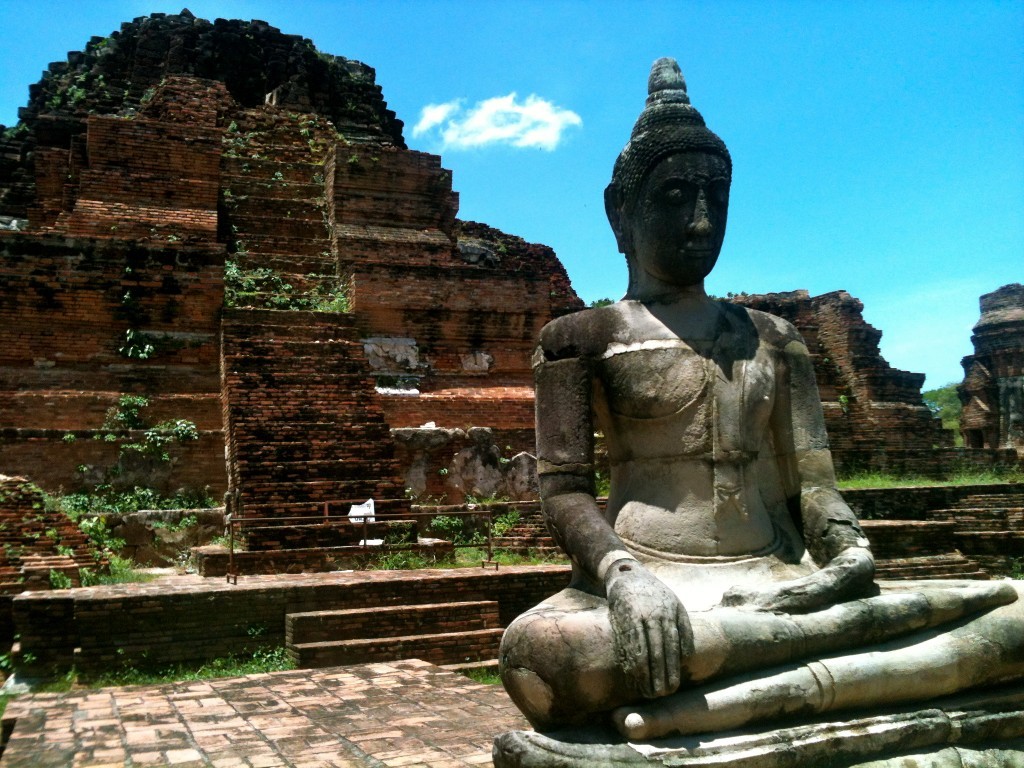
[720,548,875,613]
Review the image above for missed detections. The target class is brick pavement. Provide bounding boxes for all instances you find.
[1,659,529,767]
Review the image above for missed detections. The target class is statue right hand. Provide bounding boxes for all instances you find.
[605,561,692,699]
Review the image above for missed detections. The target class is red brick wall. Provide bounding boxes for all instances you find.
[0,232,225,494]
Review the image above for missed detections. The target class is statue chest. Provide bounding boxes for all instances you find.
[595,341,776,460]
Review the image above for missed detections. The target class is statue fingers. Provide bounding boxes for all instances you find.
[614,622,647,684]
[661,617,682,693]
[643,619,666,697]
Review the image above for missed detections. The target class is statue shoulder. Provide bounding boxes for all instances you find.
[734,305,809,353]
[538,303,627,361]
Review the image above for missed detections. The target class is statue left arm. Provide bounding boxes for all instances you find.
[722,330,874,613]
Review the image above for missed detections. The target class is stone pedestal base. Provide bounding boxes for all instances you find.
[493,685,1024,767]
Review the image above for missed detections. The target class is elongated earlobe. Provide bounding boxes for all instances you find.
[604,183,630,255]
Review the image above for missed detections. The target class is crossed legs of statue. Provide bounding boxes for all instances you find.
[499,580,1024,738]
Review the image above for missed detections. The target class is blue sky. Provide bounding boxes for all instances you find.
[1,0,1021,389]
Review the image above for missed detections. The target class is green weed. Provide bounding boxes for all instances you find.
[462,668,502,685]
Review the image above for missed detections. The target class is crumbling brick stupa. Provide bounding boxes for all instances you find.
[960,283,1024,455]
[0,11,581,533]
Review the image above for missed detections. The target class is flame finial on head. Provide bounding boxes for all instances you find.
[647,57,688,103]
[608,57,730,212]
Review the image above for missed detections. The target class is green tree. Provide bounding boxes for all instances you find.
[922,382,962,446]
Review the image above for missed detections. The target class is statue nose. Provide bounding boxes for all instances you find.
[688,189,713,237]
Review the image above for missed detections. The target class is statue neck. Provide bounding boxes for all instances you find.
[627,276,711,305]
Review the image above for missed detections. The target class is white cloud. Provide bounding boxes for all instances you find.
[412,101,462,136]
[412,92,581,151]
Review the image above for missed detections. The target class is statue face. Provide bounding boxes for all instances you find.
[625,152,730,288]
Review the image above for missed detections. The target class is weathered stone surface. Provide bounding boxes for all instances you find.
[493,684,1024,767]
[102,508,224,567]
[392,426,539,502]
[960,283,1024,455]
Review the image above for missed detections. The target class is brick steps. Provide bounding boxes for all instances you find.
[244,520,417,549]
[874,554,989,581]
[955,492,1024,508]
[221,163,323,182]
[222,311,407,545]
[290,627,504,668]
[195,540,455,576]
[287,599,503,668]
[286,600,500,643]
[859,519,958,560]
[232,251,333,274]
[220,317,348,340]
[229,215,325,240]
[491,506,559,554]
[234,233,331,257]
[227,201,324,221]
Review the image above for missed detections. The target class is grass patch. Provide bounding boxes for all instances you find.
[462,668,502,685]
[362,546,567,571]
[838,473,941,489]
[838,468,1024,490]
[451,547,567,568]
[35,647,294,691]
[82,555,159,586]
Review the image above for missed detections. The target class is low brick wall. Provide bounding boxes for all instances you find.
[195,540,455,577]
[840,483,1024,520]
[12,565,570,678]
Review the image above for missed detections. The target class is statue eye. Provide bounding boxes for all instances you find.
[663,187,686,204]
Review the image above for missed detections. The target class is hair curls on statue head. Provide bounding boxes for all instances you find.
[605,58,732,253]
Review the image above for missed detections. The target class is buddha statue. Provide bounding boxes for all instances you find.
[494,58,1024,765]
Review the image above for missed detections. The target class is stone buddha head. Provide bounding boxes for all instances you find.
[605,58,732,297]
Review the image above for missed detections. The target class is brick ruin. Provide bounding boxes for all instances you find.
[0,475,103,637]
[959,283,1024,455]
[0,12,580,541]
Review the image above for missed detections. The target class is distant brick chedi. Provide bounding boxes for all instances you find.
[0,11,984,526]
[960,283,1024,455]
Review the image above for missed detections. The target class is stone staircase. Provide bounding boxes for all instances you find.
[860,519,989,580]
[218,309,410,575]
[873,553,989,581]
[286,600,503,668]
[930,491,1024,575]
[490,503,561,556]
[219,107,340,291]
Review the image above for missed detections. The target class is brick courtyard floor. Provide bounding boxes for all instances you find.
[0,659,530,767]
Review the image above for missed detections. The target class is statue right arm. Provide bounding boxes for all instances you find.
[535,335,693,697]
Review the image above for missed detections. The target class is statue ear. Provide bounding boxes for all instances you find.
[604,182,631,255]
